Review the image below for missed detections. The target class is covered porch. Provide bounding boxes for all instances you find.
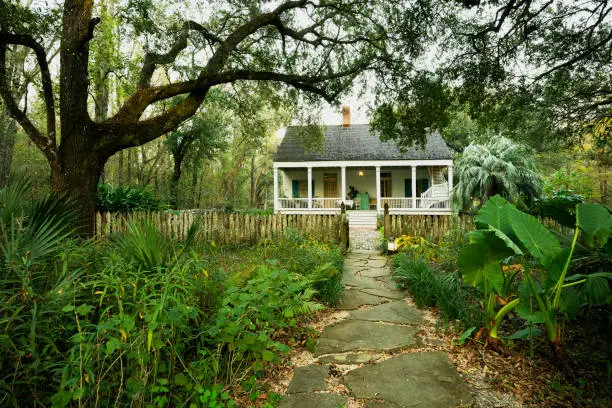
[273,160,454,215]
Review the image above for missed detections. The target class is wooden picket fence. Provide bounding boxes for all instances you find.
[383,215,474,242]
[383,213,574,243]
[94,211,346,246]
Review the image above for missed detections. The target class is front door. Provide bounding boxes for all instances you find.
[380,172,392,197]
[324,173,338,197]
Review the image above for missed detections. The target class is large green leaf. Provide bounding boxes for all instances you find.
[458,230,513,292]
[487,225,523,255]
[475,195,515,237]
[509,209,561,267]
[576,203,611,248]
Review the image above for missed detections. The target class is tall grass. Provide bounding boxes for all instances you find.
[392,253,483,329]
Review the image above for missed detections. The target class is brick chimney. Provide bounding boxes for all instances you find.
[341,106,351,127]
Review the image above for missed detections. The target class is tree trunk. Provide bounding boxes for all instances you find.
[0,107,16,187]
[250,154,256,208]
[127,149,133,184]
[170,153,184,209]
[118,150,124,184]
[50,137,106,235]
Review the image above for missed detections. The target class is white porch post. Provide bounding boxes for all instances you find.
[307,167,313,209]
[376,166,381,212]
[341,166,346,203]
[273,167,279,212]
[412,166,417,209]
[448,165,453,192]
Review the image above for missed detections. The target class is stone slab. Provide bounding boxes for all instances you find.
[343,351,474,408]
[339,290,389,310]
[286,365,328,394]
[342,273,383,290]
[314,320,419,356]
[358,268,391,278]
[344,260,369,269]
[364,400,401,408]
[360,287,405,300]
[367,255,389,261]
[279,393,348,408]
[367,259,388,268]
[317,352,382,364]
[348,301,423,325]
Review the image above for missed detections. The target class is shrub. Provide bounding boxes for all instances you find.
[207,266,323,370]
[97,183,164,212]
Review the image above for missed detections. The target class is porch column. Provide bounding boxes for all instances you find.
[273,167,279,212]
[412,166,417,209]
[376,166,381,212]
[448,165,453,192]
[341,166,346,202]
[307,167,312,209]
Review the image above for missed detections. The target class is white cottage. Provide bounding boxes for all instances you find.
[273,108,453,218]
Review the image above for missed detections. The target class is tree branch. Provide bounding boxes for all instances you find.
[0,33,57,161]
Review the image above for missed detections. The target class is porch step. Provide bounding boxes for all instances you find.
[347,210,378,229]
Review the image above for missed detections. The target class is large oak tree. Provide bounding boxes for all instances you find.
[0,0,431,232]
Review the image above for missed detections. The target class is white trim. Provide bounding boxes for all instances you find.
[375,166,381,212]
[341,166,346,203]
[274,159,453,168]
[273,168,278,212]
[411,166,417,209]
[307,167,312,209]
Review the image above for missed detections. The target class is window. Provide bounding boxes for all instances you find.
[291,180,313,198]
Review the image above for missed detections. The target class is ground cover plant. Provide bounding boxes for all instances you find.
[0,181,342,406]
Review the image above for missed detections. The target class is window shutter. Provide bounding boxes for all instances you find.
[423,178,429,192]
[404,179,411,197]
[292,180,299,198]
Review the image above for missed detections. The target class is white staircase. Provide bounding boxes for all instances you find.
[432,167,446,185]
[347,210,378,229]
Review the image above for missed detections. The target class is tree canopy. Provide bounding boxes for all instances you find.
[373,0,612,150]
[0,0,436,231]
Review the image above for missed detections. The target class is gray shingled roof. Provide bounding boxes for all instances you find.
[274,124,452,162]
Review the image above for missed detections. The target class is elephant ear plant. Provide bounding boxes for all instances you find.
[458,195,611,363]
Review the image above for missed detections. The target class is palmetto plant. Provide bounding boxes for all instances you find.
[0,178,84,403]
[453,137,542,211]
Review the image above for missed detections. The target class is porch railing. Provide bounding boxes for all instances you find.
[277,198,309,209]
[277,197,346,210]
[312,197,343,209]
[379,197,451,210]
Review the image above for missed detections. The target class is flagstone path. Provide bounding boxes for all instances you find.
[279,251,474,408]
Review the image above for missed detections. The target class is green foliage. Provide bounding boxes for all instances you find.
[0,189,337,405]
[530,190,585,228]
[392,254,483,329]
[458,195,612,352]
[373,73,452,150]
[97,183,164,212]
[251,229,344,305]
[208,266,323,368]
[453,137,542,211]
[543,169,594,199]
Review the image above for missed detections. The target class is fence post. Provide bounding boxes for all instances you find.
[340,203,349,251]
[383,203,390,240]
